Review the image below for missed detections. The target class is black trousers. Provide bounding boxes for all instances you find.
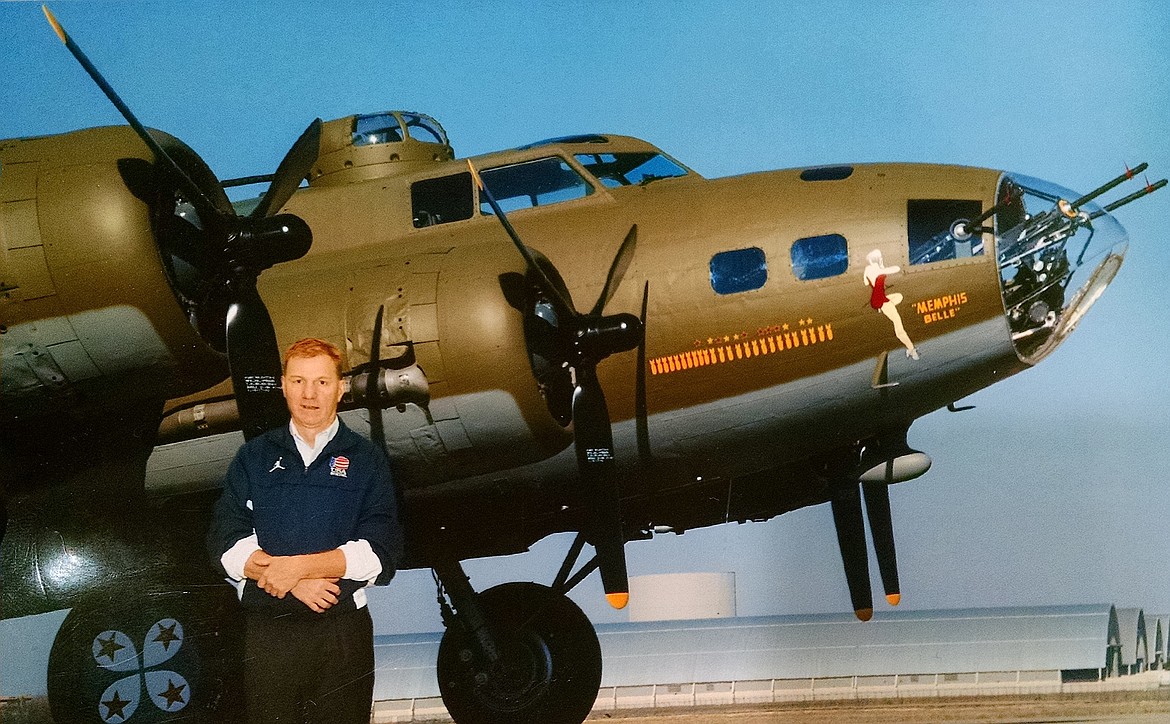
[244,607,375,724]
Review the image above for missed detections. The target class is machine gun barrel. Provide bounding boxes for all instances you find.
[1071,162,1148,209]
[1090,178,1167,219]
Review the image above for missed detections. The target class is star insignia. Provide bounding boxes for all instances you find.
[102,690,131,721]
[722,335,730,343]
[153,622,181,651]
[732,333,740,341]
[707,337,713,345]
[782,323,789,331]
[158,678,188,708]
[95,634,126,663]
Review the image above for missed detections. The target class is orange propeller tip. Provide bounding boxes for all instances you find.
[605,592,629,610]
[854,608,873,622]
[886,593,902,606]
[42,5,68,44]
[465,159,484,190]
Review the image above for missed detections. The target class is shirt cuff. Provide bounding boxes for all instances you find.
[220,533,260,581]
[339,539,383,584]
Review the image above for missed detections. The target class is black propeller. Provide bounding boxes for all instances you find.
[468,160,642,609]
[45,6,318,440]
[830,483,874,621]
[829,430,919,621]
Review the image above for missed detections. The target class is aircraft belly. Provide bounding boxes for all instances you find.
[645,315,1023,484]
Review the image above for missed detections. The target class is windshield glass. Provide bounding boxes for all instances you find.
[479,157,593,214]
[574,152,688,188]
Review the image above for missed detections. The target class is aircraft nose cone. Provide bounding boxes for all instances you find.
[996,173,1130,364]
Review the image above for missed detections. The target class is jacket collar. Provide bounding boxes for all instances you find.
[262,417,360,457]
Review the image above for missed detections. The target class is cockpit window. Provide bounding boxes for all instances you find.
[574,152,688,188]
[352,113,403,146]
[402,113,447,145]
[479,157,592,214]
[907,199,985,265]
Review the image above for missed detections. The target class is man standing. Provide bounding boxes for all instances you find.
[209,338,402,724]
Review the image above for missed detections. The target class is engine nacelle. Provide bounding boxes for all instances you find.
[262,239,574,485]
[0,127,226,426]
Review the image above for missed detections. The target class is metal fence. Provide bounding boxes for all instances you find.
[369,669,1170,723]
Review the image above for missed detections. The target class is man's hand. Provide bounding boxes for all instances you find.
[291,578,341,613]
[244,549,273,581]
[257,555,307,598]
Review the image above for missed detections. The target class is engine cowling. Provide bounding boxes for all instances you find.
[0,127,227,426]
[262,239,575,485]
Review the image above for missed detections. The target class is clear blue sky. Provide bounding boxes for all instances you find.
[2,0,1167,657]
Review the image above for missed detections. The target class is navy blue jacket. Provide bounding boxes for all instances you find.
[207,420,403,616]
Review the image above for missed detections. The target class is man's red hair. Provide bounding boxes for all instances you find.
[283,338,344,376]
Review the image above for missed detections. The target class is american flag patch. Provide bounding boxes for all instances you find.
[329,455,350,478]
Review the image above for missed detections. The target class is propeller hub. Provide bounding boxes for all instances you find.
[225,214,313,272]
[572,313,643,362]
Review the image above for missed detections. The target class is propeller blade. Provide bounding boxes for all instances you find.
[250,118,322,219]
[367,305,388,453]
[830,486,873,621]
[862,479,901,606]
[225,281,288,440]
[43,5,218,222]
[467,160,577,315]
[635,280,652,465]
[589,225,638,316]
[571,365,629,609]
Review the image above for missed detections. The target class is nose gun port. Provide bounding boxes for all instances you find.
[993,166,1164,364]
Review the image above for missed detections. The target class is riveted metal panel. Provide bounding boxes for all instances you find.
[1,199,41,250]
[0,161,38,203]
[6,246,56,301]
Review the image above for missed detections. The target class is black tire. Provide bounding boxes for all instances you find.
[437,582,602,724]
[48,586,244,724]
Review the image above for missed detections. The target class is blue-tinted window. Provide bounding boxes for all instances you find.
[791,234,849,280]
[710,247,767,295]
[479,157,592,214]
[352,113,403,146]
[402,113,448,145]
[574,152,688,188]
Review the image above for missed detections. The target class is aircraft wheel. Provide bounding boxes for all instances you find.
[437,582,601,724]
[48,587,244,724]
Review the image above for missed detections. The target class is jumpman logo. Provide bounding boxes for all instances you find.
[268,457,286,473]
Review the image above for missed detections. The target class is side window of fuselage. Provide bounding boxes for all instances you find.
[907,199,985,265]
[412,172,474,228]
[791,234,849,281]
[710,247,767,295]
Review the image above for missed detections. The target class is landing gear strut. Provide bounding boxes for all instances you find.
[433,562,602,724]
